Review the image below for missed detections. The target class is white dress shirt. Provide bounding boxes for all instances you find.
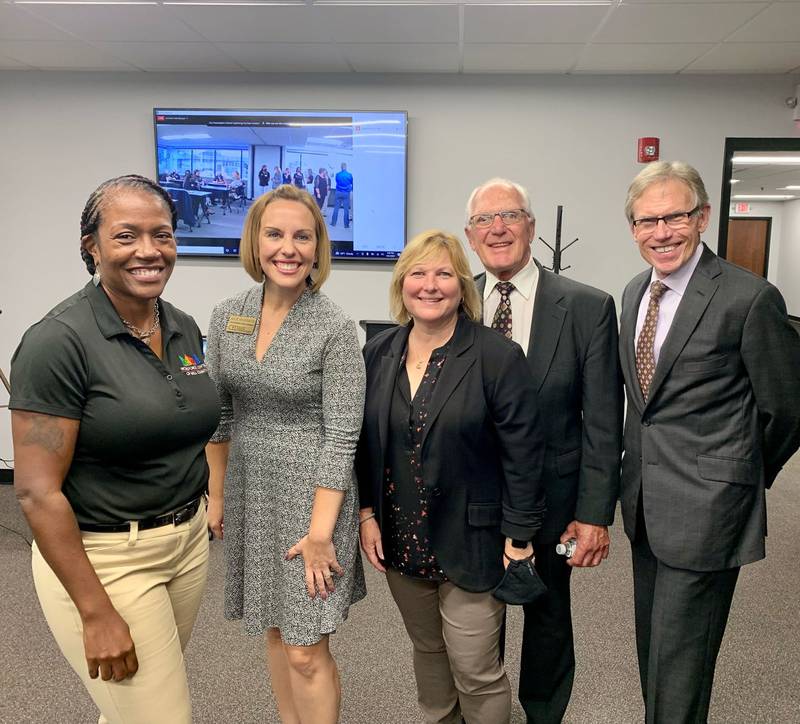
[635,243,704,365]
[482,256,539,355]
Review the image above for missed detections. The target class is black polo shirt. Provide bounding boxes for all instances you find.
[10,281,221,526]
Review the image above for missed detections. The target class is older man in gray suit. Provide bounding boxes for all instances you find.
[619,161,800,723]
[466,178,623,723]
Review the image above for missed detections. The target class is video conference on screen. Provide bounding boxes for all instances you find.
[154,108,408,261]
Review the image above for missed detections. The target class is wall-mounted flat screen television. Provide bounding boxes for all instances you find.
[153,108,408,261]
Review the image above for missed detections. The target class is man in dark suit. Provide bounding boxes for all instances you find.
[465,178,623,724]
[619,161,800,723]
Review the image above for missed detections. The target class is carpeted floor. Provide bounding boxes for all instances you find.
[2,452,798,723]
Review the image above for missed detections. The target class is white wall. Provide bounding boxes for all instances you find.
[729,200,784,287]
[778,198,800,316]
[1,70,799,459]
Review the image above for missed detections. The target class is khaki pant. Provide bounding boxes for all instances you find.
[32,504,209,724]
[386,568,510,724]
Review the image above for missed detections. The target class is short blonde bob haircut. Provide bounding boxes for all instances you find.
[389,229,482,325]
[239,184,331,291]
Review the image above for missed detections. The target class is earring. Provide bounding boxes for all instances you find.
[92,266,101,287]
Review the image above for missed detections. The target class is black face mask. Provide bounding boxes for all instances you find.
[491,556,547,606]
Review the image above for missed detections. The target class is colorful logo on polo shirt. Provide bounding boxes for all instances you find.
[177,353,207,376]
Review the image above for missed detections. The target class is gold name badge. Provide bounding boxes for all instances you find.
[226,315,257,335]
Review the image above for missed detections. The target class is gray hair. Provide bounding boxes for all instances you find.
[465,177,534,226]
[624,161,709,223]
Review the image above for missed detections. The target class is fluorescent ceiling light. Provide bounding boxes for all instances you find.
[14,1,157,4]
[732,194,796,200]
[729,179,740,184]
[163,1,303,5]
[777,185,800,190]
[732,156,800,165]
[314,1,612,5]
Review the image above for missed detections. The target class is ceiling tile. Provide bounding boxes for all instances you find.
[20,6,204,43]
[0,5,73,41]
[575,42,715,72]
[684,41,800,72]
[464,5,609,44]
[0,40,136,70]
[171,6,332,43]
[216,42,351,72]
[594,2,767,44]
[317,6,458,43]
[462,43,583,73]
[341,43,459,73]
[93,41,244,72]
[728,3,800,42]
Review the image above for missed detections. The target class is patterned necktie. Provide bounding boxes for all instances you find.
[636,280,668,400]
[491,281,515,340]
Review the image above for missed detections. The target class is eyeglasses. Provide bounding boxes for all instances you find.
[469,209,529,229]
[632,205,702,233]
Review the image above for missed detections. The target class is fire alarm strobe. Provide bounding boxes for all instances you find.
[638,137,660,163]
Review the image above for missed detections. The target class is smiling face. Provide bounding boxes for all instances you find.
[465,185,534,281]
[401,250,462,327]
[258,199,317,297]
[630,178,709,278]
[83,189,176,312]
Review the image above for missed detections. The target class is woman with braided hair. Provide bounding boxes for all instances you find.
[10,174,220,723]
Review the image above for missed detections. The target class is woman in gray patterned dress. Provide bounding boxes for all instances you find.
[205,185,366,724]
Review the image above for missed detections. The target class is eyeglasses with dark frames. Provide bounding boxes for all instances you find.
[632,205,702,233]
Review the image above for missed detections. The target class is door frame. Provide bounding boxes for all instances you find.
[717,137,800,258]
[726,215,772,278]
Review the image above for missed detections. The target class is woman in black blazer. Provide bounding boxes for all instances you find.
[356,229,545,724]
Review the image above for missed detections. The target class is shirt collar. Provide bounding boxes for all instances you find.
[650,242,704,297]
[483,255,538,301]
[85,280,179,341]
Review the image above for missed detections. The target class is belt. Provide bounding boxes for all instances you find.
[78,495,204,533]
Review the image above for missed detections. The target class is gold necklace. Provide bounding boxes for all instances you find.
[120,301,160,346]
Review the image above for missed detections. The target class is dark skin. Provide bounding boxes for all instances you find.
[13,411,139,681]
[12,189,176,682]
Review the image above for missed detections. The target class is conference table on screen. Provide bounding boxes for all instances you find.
[162,179,230,210]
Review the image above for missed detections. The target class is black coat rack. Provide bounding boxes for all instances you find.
[539,205,579,275]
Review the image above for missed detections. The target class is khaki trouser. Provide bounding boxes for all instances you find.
[386,568,510,724]
[32,504,209,724]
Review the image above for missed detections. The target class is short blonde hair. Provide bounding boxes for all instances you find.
[389,229,482,325]
[624,161,709,223]
[239,184,331,291]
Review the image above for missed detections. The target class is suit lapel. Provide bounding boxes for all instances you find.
[527,264,566,392]
[644,247,721,409]
[620,271,650,412]
[377,326,410,459]
[420,317,476,450]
